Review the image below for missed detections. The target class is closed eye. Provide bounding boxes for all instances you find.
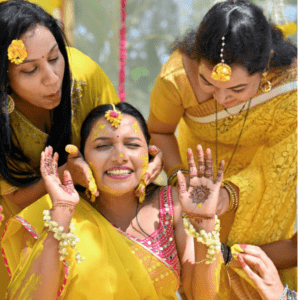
[22,67,37,74]
[49,57,58,62]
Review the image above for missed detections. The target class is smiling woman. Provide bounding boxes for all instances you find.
[0,0,122,294]
[1,102,229,299]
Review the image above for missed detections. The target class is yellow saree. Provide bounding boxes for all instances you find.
[1,195,179,299]
[150,50,297,298]
[0,47,120,295]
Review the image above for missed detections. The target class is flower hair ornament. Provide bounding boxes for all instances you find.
[105,104,123,128]
[7,40,27,65]
[211,36,231,82]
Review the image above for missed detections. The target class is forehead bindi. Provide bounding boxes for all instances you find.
[20,26,57,61]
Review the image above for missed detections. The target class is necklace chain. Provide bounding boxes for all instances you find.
[215,99,252,174]
[223,101,248,120]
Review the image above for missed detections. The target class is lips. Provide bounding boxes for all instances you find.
[106,167,133,175]
[46,90,60,100]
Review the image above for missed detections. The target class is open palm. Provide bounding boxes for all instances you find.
[41,146,79,207]
[177,145,224,217]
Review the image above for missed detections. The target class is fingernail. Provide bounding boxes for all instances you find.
[238,244,247,251]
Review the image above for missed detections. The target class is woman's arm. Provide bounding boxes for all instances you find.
[174,145,230,299]
[147,111,182,173]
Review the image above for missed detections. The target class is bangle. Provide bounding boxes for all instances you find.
[43,210,85,265]
[221,243,233,266]
[181,212,221,264]
[287,288,297,300]
[168,168,189,186]
[280,285,289,300]
[223,182,238,213]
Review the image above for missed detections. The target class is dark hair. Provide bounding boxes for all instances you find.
[0,0,72,187]
[171,0,297,74]
[80,102,159,202]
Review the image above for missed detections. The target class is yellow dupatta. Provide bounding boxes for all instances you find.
[2,195,179,299]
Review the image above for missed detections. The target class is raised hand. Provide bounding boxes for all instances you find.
[135,145,163,197]
[177,145,224,218]
[65,144,99,198]
[41,146,79,209]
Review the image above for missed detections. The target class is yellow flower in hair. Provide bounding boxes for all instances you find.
[211,63,231,82]
[7,40,27,65]
[277,22,297,38]
[105,105,123,128]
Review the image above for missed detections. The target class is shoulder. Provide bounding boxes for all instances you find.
[67,47,109,82]
[157,50,187,80]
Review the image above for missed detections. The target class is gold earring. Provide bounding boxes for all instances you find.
[7,95,15,114]
[2,95,15,114]
[260,72,272,93]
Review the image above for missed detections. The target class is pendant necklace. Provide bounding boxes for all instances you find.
[223,100,248,120]
[215,98,252,174]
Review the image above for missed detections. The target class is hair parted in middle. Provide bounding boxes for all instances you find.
[171,0,297,75]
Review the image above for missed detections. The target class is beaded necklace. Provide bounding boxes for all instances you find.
[215,99,252,174]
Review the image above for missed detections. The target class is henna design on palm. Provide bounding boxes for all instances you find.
[189,185,211,206]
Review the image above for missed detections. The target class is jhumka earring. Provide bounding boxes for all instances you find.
[260,72,272,93]
[211,36,231,82]
[105,104,123,128]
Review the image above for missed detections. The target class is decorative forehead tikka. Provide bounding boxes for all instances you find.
[211,36,231,82]
[7,40,27,65]
[104,104,123,128]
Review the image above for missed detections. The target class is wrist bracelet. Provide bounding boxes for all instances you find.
[223,182,238,213]
[181,212,221,264]
[43,210,85,265]
[168,168,189,186]
[221,243,233,266]
[280,285,289,300]
[287,287,297,300]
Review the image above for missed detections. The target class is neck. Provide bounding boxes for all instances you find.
[12,93,52,133]
[96,191,139,231]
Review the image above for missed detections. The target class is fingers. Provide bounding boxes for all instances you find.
[239,244,273,269]
[204,148,214,180]
[187,148,197,179]
[214,160,225,184]
[65,144,81,158]
[236,254,262,285]
[197,145,205,178]
[41,146,55,177]
[149,145,159,157]
[177,170,187,195]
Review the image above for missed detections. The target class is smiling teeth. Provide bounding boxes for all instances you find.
[107,170,131,175]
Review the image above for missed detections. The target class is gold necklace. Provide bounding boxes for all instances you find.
[215,99,252,174]
[223,100,248,120]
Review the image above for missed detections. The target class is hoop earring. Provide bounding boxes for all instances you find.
[260,72,272,93]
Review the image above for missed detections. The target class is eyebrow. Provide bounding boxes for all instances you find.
[93,137,143,142]
[21,44,58,64]
[200,74,248,89]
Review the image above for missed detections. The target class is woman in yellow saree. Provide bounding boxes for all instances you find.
[2,103,230,299]
[147,1,297,298]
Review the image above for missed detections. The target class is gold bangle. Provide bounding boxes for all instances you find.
[223,182,238,213]
[168,168,189,186]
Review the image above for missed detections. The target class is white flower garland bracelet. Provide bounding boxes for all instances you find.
[43,210,85,265]
[181,212,221,264]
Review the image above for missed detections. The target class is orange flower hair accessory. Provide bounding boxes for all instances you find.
[211,36,231,82]
[7,40,27,65]
[105,104,122,128]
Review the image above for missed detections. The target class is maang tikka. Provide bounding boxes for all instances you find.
[211,36,231,82]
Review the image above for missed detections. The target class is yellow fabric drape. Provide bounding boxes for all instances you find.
[0,46,120,296]
[2,195,178,299]
[150,50,297,298]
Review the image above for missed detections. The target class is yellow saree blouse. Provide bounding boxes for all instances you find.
[0,47,120,295]
[1,195,179,299]
[150,50,297,298]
